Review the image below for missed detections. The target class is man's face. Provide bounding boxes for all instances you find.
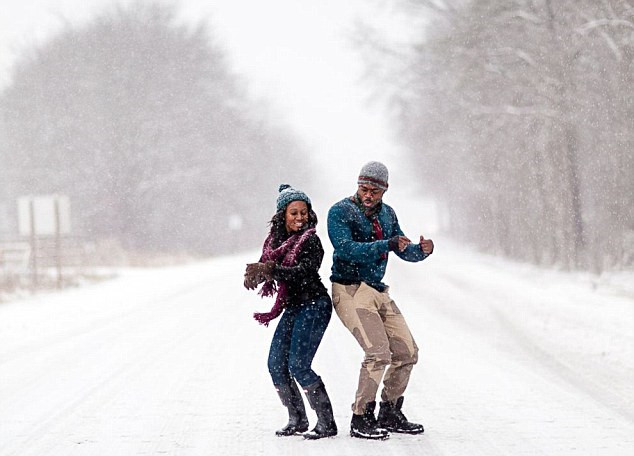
[357,183,385,208]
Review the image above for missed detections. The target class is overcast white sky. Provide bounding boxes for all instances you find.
[0,0,425,202]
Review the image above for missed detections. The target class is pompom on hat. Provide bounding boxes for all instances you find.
[358,161,389,190]
[276,184,312,212]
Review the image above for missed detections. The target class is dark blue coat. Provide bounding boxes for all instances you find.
[327,197,429,291]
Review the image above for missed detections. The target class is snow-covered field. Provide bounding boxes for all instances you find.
[1,233,632,455]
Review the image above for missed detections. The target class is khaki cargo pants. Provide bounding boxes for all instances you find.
[332,282,419,415]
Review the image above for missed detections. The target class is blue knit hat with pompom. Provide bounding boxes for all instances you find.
[276,184,312,212]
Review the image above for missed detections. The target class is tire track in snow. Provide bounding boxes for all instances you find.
[490,306,634,423]
[0,275,215,377]
[0,278,215,367]
[388,258,634,455]
[403,264,634,423]
[0,283,217,456]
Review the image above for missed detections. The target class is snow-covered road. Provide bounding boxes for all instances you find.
[1,239,632,455]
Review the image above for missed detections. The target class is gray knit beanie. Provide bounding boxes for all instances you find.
[358,161,389,190]
[276,184,312,212]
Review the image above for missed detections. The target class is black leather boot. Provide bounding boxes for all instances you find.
[302,379,337,439]
[377,396,424,434]
[350,401,390,440]
[274,381,309,436]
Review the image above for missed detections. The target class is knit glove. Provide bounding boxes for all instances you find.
[388,235,411,252]
[243,261,275,290]
[243,269,260,290]
[388,235,401,252]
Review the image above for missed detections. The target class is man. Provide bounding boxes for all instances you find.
[327,161,434,440]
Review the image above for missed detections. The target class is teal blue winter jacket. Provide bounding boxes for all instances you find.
[327,197,429,291]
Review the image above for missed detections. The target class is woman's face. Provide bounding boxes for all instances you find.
[285,201,309,233]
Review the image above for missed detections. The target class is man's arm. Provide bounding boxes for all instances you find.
[391,211,429,263]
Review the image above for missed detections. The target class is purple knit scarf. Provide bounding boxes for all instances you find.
[253,227,316,326]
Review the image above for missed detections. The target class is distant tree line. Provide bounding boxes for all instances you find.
[0,3,308,256]
[372,0,633,271]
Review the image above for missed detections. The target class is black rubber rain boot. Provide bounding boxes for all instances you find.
[377,396,424,434]
[350,401,390,440]
[302,379,338,439]
[274,381,309,436]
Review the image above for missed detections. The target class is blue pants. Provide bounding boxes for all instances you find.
[268,295,332,388]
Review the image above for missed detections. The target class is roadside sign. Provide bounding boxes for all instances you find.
[17,195,71,237]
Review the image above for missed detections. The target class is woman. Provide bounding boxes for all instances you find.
[243,184,337,440]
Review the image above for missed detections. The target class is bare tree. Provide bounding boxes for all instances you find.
[369,0,633,271]
[0,3,309,255]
